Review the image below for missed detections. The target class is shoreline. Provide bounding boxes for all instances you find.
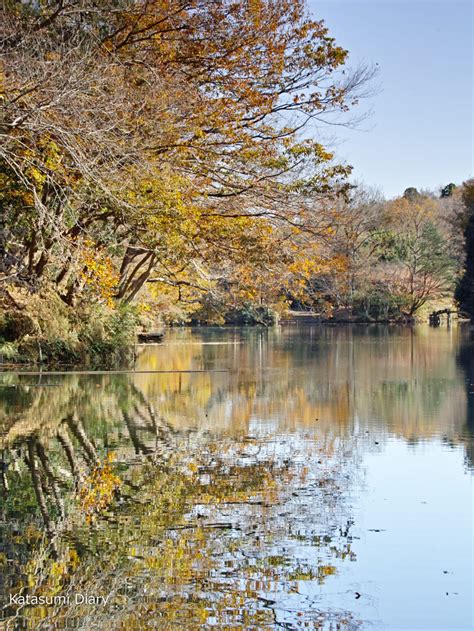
[2,319,470,372]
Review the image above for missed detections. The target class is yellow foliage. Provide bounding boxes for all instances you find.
[79,453,121,523]
[79,239,119,307]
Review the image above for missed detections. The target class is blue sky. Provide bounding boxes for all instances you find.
[307,0,473,198]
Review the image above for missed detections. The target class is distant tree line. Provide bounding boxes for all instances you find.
[193,180,472,324]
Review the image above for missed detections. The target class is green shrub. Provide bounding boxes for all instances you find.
[0,287,140,366]
[352,287,410,320]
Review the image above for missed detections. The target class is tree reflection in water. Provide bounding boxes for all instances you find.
[2,324,473,629]
[456,328,474,470]
[0,378,360,630]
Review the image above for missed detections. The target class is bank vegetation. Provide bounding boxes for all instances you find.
[0,1,472,363]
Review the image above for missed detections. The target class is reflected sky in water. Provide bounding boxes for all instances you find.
[0,325,473,630]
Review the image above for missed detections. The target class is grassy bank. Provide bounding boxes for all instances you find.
[0,287,140,367]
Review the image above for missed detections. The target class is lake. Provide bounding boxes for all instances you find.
[0,325,473,630]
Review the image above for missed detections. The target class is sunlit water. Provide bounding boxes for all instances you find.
[0,325,473,630]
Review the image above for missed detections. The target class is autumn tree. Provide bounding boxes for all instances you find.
[0,0,373,317]
[289,186,462,320]
[319,185,384,313]
[381,195,457,315]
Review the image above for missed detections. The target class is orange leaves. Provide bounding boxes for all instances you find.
[285,249,345,303]
[1,0,371,315]
[387,195,438,231]
[79,240,119,307]
[288,256,328,279]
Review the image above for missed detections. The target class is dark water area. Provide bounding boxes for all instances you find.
[0,325,473,630]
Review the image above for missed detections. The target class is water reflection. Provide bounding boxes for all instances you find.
[134,325,472,452]
[456,328,474,469]
[0,325,473,629]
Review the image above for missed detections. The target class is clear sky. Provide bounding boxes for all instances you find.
[307,0,473,198]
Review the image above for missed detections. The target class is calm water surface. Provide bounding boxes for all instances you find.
[0,325,473,630]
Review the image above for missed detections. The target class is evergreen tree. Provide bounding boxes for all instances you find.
[455,181,474,319]
[403,187,420,201]
[441,183,456,198]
